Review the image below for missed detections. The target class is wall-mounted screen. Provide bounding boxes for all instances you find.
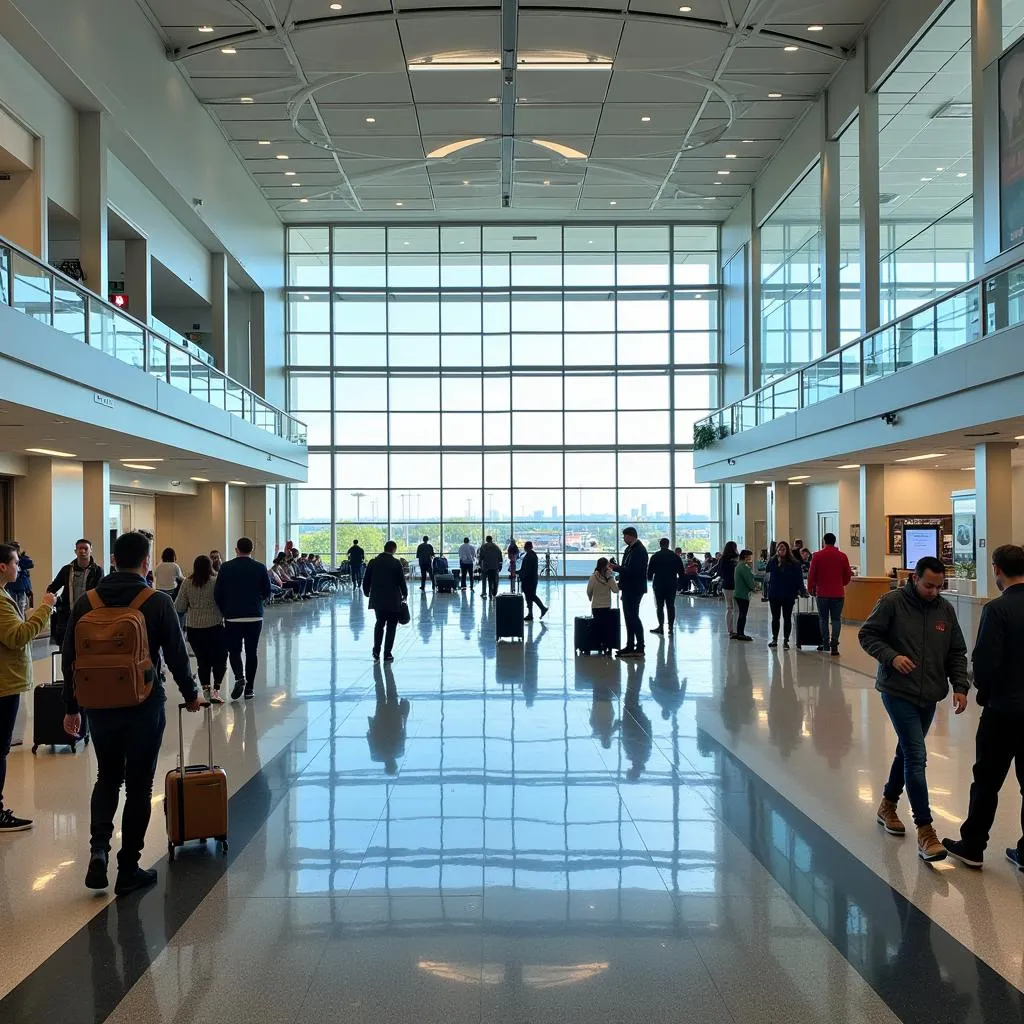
[903,526,941,570]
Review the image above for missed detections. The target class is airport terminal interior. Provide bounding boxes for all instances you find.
[3,0,1024,1020]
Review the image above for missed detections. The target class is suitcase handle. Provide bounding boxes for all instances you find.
[177,702,214,778]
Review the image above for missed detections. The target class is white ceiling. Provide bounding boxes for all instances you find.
[136,0,890,221]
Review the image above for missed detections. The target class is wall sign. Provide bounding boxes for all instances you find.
[887,515,953,563]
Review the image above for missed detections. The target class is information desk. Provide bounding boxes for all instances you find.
[843,577,893,622]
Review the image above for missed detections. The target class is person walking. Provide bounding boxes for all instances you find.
[347,540,366,590]
[765,541,804,649]
[717,541,740,636]
[46,539,104,650]
[61,531,200,894]
[943,545,1024,870]
[478,535,503,599]
[458,537,476,591]
[507,539,520,592]
[808,532,852,656]
[416,536,435,592]
[613,527,648,659]
[586,557,619,656]
[175,554,227,704]
[362,540,408,663]
[859,556,968,863]
[647,538,683,635]
[153,548,184,597]
[519,541,547,622]
[0,544,54,833]
[5,542,33,618]
[732,549,756,642]
[214,538,272,702]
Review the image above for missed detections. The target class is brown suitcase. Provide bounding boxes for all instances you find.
[165,702,228,860]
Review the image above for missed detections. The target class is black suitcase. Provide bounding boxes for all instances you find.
[794,599,822,649]
[495,592,524,641]
[33,652,89,754]
[574,616,600,655]
[435,572,456,593]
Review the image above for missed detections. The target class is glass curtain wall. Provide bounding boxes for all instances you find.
[878,0,974,324]
[286,224,722,574]
[759,165,823,385]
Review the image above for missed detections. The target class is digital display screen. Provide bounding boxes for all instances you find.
[904,527,940,569]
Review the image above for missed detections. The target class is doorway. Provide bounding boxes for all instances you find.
[817,512,839,550]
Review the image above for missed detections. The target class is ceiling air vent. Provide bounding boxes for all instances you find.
[512,235,537,241]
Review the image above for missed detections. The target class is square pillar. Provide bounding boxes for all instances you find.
[82,461,110,573]
[821,112,841,354]
[974,442,1014,598]
[243,486,279,563]
[973,0,1003,267]
[250,290,266,397]
[859,464,885,576]
[78,112,108,295]
[767,482,790,548]
[211,251,228,372]
[15,457,85,590]
[155,483,229,566]
[123,238,151,326]
[859,87,880,332]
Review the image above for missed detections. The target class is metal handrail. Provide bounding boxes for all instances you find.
[1,235,306,445]
[695,251,1022,443]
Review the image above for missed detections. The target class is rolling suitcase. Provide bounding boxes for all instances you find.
[432,556,449,576]
[435,572,456,593]
[594,608,621,654]
[32,652,89,754]
[495,592,525,642]
[794,597,823,649]
[165,702,228,860]
[574,616,600,655]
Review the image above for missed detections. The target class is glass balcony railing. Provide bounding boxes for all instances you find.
[0,238,306,446]
[696,257,1024,444]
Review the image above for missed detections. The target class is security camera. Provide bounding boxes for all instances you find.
[502,194,511,208]
[882,411,900,427]
[192,198,204,208]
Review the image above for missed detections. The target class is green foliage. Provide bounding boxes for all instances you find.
[693,421,726,450]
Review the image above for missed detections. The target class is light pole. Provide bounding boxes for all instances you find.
[350,491,366,522]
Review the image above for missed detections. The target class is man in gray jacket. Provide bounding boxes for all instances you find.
[858,556,968,863]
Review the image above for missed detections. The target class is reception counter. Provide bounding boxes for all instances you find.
[843,577,892,621]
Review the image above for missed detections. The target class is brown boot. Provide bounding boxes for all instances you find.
[917,824,946,862]
[876,798,905,836]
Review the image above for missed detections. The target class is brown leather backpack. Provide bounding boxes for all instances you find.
[72,589,157,708]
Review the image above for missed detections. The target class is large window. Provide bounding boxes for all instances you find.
[286,224,722,572]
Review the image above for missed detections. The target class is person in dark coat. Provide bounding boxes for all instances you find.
[363,541,408,663]
[612,527,649,658]
[765,541,804,649]
[415,536,435,592]
[519,541,547,621]
[646,537,683,635]
[46,539,104,647]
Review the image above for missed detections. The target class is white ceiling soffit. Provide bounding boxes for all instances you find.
[141,0,891,221]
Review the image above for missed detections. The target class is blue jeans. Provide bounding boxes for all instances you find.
[816,596,844,648]
[881,692,937,827]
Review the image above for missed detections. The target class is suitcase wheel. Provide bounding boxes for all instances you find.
[70,742,76,753]
[31,744,37,755]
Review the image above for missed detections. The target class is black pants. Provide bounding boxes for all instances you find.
[621,593,644,650]
[373,610,399,657]
[960,708,1024,857]
[419,560,433,589]
[225,620,263,687]
[89,700,165,869]
[523,585,546,617]
[187,625,228,691]
[460,563,473,589]
[483,568,499,597]
[0,693,19,809]
[593,607,618,653]
[653,584,675,628]
[769,598,795,641]
[735,597,750,637]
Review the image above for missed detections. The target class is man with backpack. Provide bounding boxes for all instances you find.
[61,531,200,896]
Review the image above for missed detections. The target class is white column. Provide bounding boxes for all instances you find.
[974,442,1014,598]
[859,89,881,333]
[82,461,110,573]
[123,238,151,326]
[748,200,762,390]
[859,464,885,576]
[78,111,108,296]
[821,114,841,354]
[15,458,85,590]
[767,482,790,547]
[249,291,266,397]
[211,251,228,371]
[244,485,279,563]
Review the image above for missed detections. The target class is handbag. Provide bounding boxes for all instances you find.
[398,601,410,626]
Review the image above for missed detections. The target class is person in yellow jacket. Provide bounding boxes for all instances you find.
[0,542,55,832]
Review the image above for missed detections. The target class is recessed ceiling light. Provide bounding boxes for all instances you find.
[936,166,944,171]
[459,240,465,245]
[258,140,271,145]
[240,96,253,103]
[742,139,754,143]
[198,25,214,33]
[717,169,730,175]
[788,475,810,481]
[302,294,310,300]
[291,182,301,187]
[807,24,824,31]
[768,92,782,98]
[221,47,236,54]
[276,153,289,159]
[957,171,967,177]
[229,480,248,486]
[784,45,799,52]
[395,201,404,206]
[365,116,376,123]
[839,464,860,470]
[641,115,651,122]
[122,463,156,471]
[920,176,932,182]
[895,453,946,462]
[679,4,691,9]
[299,198,309,203]
[26,447,77,458]
[609,200,617,205]
[190,477,210,483]
[543,179,550,185]
[488,97,499,103]
[330,2,343,7]
[119,458,164,463]
[588,240,594,244]
[725,153,737,158]
[403,241,409,246]
[285,170,296,176]
[752,480,768,485]
[462,179,470,185]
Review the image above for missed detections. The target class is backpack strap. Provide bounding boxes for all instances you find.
[129,587,157,610]
[86,590,105,611]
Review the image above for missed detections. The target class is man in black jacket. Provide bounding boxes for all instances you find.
[943,544,1024,870]
[858,557,968,863]
[347,540,366,590]
[519,541,548,622]
[416,536,435,592]
[214,538,272,701]
[363,540,408,662]
[612,527,649,658]
[647,538,682,635]
[47,539,104,646]
[61,531,200,896]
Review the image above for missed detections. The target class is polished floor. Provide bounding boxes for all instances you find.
[1,583,1023,1023]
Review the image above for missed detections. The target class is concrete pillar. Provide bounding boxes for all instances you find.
[228,288,252,387]
[821,119,841,354]
[155,483,229,565]
[123,238,151,326]
[243,486,279,563]
[78,112,108,296]
[0,129,44,258]
[859,79,880,332]
[82,461,110,574]
[15,457,84,591]
[767,482,790,548]
[974,442,1014,598]
[250,291,266,397]
[211,252,228,372]
[859,464,886,576]
[748,203,762,390]
[973,0,1002,267]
